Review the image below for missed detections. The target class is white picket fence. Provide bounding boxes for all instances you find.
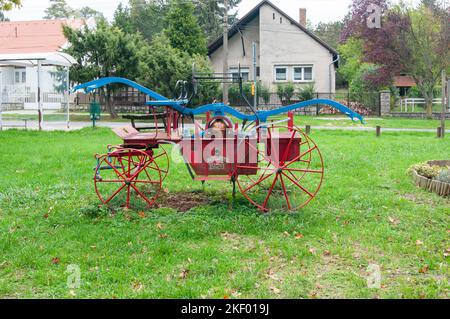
[0,84,65,109]
[399,98,446,112]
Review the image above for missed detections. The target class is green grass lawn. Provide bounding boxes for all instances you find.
[0,128,448,298]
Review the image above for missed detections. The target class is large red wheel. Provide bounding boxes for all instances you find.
[94,148,162,209]
[236,125,324,212]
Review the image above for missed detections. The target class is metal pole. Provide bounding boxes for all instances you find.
[66,67,70,129]
[441,70,446,138]
[37,60,43,130]
[252,42,257,110]
[222,0,229,105]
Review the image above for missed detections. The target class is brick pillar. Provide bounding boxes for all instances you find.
[380,90,391,116]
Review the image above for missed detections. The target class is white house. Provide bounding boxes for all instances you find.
[0,19,85,110]
[208,0,339,93]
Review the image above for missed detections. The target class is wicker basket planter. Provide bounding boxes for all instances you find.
[412,160,450,197]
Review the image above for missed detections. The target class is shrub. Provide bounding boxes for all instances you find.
[276,84,285,102]
[298,83,316,101]
[407,163,440,179]
[258,83,270,105]
[284,82,295,103]
[435,169,450,183]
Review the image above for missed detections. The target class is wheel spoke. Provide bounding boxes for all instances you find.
[262,174,279,209]
[282,171,314,197]
[104,183,127,204]
[242,171,275,193]
[286,168,323,174]
[279,174,291,210]
[130,184,155,206]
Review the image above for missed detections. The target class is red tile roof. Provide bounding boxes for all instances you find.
[394,76,416,87]
[0,19,85,54]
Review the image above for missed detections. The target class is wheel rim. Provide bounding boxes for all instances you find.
[152,146,169,182]
[94,148,162,209]
[236,125,324,212]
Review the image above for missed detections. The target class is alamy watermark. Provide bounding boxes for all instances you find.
[66,264,81,289]
[367,4,382,29]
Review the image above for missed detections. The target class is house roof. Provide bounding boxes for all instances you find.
[394,76,416,87]
[0,19,85,55]
[208,0,338,56]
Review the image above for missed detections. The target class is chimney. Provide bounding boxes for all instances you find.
[299,8,307,27]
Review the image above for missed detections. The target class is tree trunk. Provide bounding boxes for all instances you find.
[106,89,117,119]
[423,92,433,119]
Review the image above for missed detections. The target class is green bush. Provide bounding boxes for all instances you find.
[276,84,285,102]
[298,83,316,101]
[284,82,295,103]
[258,83,270,105]
[435,169,450,183]
[407,163,440,179]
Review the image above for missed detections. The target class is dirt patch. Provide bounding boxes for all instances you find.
[153,191,210,212]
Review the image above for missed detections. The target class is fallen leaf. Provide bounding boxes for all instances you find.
[294,233,304,239]
[270,286,281,294]
[132,282,143,292]
[323,250,331,256]
[51,257,60,265]
[416,240,424,246]
[138,212,145,218]
[43,213,49,219]
[179,269,189,279]
[156,222,163,230]
[418,265,429,273]
[388,216,400,225]
[308,247,316,255]
[159,233,168,238]
[223,295,229,299]
[444,248,450,258]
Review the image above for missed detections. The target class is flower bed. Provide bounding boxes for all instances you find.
[409,160,450,197]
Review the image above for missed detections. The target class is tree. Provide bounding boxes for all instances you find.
[0,0,20,11]
[194,0,241,42]
[342,0,450,117]
[63,20,150,117]
[44,0,103,20]
[128,0,168,42]
[113,3,134,34]
[44,0,76,19]
[77,6,104,20]
[314,21,344,49]
[139,34,218,104]
[164,0,207,56]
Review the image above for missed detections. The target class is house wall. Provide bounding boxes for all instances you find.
[209,15,260,80]
[259,4,335,92]
[0,65,64,110]
[209,3,336,93]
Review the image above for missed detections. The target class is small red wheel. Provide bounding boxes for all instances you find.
[236,125,324,212]
[94,148,162,209]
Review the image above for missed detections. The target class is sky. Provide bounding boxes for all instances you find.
[4,0,423,27]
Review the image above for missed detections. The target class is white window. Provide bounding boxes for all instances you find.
[293,66,313,82]
[274,67,288,81]
[229,67,250,82]
[14,69,26,83]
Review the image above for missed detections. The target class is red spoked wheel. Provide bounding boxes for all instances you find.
[236,125,324,212]
[94,148,162,209]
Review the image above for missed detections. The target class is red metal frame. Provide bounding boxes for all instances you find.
[94,114,324,212]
